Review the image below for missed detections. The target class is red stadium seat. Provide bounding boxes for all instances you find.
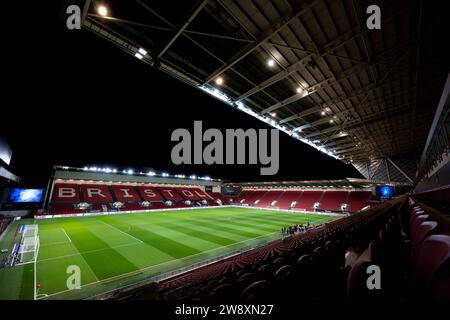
[347,191,371,212]
[293,191,322,211]
[320,191,348,211]
[241,190,268,206]
[156,187,184,201]
[255,191,284,208]
[209,192,229,204]
[178,188,211,201]
[52,183,80,202]
[135,186,165,202]
[410,221,439,264]
[276,191,302,209]
[80,184,113,203]
[412,234,450,298]
[111,185,142,202]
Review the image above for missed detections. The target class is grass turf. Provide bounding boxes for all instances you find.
[0,207,338,300]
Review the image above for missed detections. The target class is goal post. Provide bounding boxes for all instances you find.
[19,225,40,265]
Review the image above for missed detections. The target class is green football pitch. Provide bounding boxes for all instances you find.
[0,207,338,300]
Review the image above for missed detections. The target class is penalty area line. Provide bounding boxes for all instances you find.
[97,220,144,244]
[61,228,72,243]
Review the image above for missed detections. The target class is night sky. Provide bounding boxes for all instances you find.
[1,1,362,187]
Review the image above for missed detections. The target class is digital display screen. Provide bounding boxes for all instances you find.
[221,185,242,196]
[376,186,395,199]
[8,189,44,203]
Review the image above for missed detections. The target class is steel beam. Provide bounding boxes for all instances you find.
[203,0,321,84]
[157,0,208,59]
[387,157,414,183]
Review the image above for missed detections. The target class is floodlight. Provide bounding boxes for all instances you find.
[97,5,108,17]
[296,87,303,93]
[267,59,275,67]
[215,77,224,85]
[135,53,143,59]
[138,48,147,56]
[270,112,277,117]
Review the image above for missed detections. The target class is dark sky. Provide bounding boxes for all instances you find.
[1,1,362,187]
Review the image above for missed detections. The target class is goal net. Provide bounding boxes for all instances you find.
[19,225,40,264]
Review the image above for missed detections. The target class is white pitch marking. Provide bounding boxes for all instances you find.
[37,231,280,299]
[61,228,72,243]
[37,242,141,263]
[96,220,143,243]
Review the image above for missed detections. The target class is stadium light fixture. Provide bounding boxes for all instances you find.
[162,172,169,177]
[126,169,134,175]
[267,59,275,67]
[321,111,326,116]
[190,175,197,180]
[330,119,334,123]
[270,112,277,117]
[215,77,224,85]
[147,171,156,176]
[97,5,108,17]
[296,87,303,94]
[134,53,143,60]
[138,48,147,56]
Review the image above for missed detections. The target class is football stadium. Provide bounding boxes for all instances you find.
[1,0,450,304]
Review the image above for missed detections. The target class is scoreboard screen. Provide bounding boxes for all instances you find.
[8,189,44,203]
[376,185,395,199]
[221,185,242,196]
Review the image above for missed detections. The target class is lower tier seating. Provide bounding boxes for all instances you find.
[109,194,450,300]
